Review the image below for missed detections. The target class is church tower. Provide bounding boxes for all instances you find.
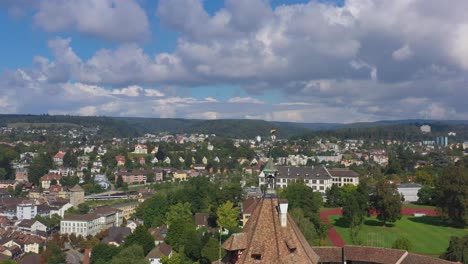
[259,129,279,196]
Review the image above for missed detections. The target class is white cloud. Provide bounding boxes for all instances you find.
[392,44,414,61]
[227,97,264,104]
[33,0,150,42]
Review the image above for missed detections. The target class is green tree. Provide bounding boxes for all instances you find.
[135,194,169,228]
[202,237,225,262]
[216,201,240,231]
[166,203,193,227]
[440,235,468,264]
[437,160,468,226]
[91,243,121,264]
[123,225,155,255]
[417,185,437,205]
[370,179,402,226]
[289,208,318,246]
[28,152,54,185]
[279,183,322,218]
[325,184,342,207]
[63,150,78,167]
[116,174,124,188]
[392,236,413,251]
[110,244,149,264]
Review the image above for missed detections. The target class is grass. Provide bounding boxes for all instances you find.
[85,199,137,208]
[329,215,468,256]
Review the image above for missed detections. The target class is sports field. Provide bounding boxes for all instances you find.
[329,215,468,256]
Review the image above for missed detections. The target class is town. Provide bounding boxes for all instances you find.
[0,120,466,264]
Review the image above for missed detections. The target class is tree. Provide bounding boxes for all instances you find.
[123,225,155,255]
[110,244,149,264]
[202,237,225,262]
[63,150,78,168]
[289,208,318,246]
[161,251,188,264]
[28,152,54,185]
[91,244,121,264]
[370,179,402,226]
[166,203,192,227]
[392,236,413,251]
[116,174,124,188]
[279,183,322,219]
[417,185,437,205]
[135,194,169,228]
[40,241,66,264]
[437,161,468,226]
[325,184,342,207]
[440,235,468,263]
[216,201,240,231]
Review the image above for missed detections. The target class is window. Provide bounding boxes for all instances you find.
[320,180,324,184]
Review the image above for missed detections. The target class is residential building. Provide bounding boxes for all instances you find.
[53,151,65,166]
[111,202,138,220]
[133,144,148,154]
[0,180,16,189]
[16,202,37,220]
[40,173,61,190]
[420,125,431,133]
[115,156,126,167]
[146,243,172,264]
[60,213,101,237]
[91,207,123,229]
[102,227,132,246]
[17,220,47,233]
[259,164,333,194]
[329,168,360,187]
[114,170,147,184]
[173,171,187,181]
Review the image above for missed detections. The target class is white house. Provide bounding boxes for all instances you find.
[17,202,37,220]
[17,219,47,233]
[397,183,422,202]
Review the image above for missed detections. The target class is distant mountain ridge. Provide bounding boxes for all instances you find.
[1,114,468,139]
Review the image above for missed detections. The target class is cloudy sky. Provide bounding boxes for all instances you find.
[0,0,467,123]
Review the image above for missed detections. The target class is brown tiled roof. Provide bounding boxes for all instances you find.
[328,168,360,178]
[195,213,209,227]
[19,253,41,264]
[146,243,172,259]
[63,213,98,221]
[224,198,319,264]
[242,197,260,215]
[311,247,342,263]
[344,246,407,264]
[40,173,61,181]
[18,219,37,228]
[223,233,247,251]
[149,225,167,241]
[401,253,458,264]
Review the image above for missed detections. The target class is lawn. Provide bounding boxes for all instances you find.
[329,215,468,256]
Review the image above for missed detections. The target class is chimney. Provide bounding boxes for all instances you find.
[279,200,289,227]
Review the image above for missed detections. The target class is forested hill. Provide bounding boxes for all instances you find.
[295,120,468,141]
[2,115,468,140]
[0,115,310,138]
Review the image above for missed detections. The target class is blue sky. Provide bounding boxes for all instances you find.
[0,0,467,123]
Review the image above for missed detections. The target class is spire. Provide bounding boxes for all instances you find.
[263,129,278,196]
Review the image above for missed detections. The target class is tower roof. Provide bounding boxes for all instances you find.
[262,157,277,174]
[223,198,319,264]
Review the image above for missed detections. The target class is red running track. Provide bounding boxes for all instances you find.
[320,208,439,247]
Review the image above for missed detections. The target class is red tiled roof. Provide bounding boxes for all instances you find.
[40,173,61,181]
[54,152,65,159]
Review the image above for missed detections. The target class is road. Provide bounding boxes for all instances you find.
[66,249,83,264]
